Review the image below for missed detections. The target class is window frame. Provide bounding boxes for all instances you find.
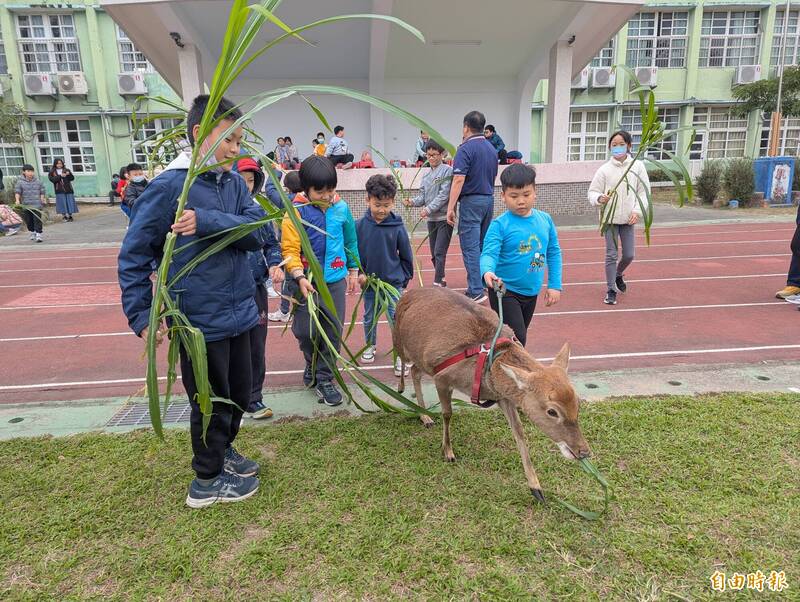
[692,106,749,160]
[0,145,25,176]
[760,114,800,157]
[620,107,681,160]
[34,118,96,174]
[771,9,800,72]
[568,110,611,162]
[0,27,7,75]
[117,25,152,73]
[131,117,184,165]
[16,13,82,73]
[699,10,761,68]
[626,11,689,69]
[590,39,615,68]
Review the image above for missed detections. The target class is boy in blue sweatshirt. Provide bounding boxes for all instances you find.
[480,164,562,347]
[118,95,268,508]
[356,174,413,376]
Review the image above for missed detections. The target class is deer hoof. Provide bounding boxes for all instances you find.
[530,488,546,503]
[444,452,456,463]
[420,415,434,428]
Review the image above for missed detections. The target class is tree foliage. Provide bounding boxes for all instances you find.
[731,65,800,117]
[0,101,28,144]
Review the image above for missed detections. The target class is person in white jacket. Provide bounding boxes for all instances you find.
[587,130,650,305]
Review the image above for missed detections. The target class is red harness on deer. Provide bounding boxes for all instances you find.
[433,337,514,407]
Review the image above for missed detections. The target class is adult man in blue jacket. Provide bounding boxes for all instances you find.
[118,95,269,508]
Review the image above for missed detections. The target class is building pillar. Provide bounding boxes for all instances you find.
[85,7,111,109]
[544,39,573,163]
[177,44,204,106]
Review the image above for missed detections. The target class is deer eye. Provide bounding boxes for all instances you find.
[547,408,558,418]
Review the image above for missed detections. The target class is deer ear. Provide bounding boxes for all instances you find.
[500,364,528,391]
[552,342,571,372]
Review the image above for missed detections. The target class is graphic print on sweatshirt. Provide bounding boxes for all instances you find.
[517,234,545,272]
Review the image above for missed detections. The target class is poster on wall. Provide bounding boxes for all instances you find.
[769,163,790,204]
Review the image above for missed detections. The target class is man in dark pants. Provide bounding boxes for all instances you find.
[446,111,499,303]
[776,203,800,305]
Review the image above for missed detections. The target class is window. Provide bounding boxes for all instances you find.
[590,40,615,68]
[771,10,800,71]
[620,107,680,160]
[0,146,25,175]
[34,119,95,173]
[692,107,748,159]
[626,11,688,68]
[117,26,152,72]
[0,28,7,74]
[132,117,183,164]
[699,11,761,68]
[760,115,800,156]
[16,13,81,73]
[568,110,610,161]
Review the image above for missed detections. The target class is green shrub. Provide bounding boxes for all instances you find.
[646,168,672,183]
[723,158,755,205]
[0,176,17,206]
[695,161,724,204]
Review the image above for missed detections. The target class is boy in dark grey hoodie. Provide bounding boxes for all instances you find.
[356,174,413,375]
[14,164,46,243]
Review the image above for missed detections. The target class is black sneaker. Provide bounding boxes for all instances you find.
[315,381,343,406]
[615,275,627,293]
[604,290,617,305]
[465,291,487,303]
[223,446,260,477]
[302,365,314,387]
[185,471,259,508]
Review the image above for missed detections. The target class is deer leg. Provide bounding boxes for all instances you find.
[411,365,434,428]
[436,380,456,462]
[497,399,545,503]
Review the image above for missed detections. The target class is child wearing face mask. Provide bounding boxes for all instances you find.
[587,130,650,306]
[122,162,149,217]
[313,132,327,157]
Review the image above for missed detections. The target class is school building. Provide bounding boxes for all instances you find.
[1,0,799,198]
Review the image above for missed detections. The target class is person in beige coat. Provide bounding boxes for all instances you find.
[587,130,650,305]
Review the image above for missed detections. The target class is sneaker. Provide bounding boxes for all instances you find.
[394,357,410,378]
[465,291,487,303]
[62,216,69,222]
[315,381,343,406]
[29,233,36,240]
[615,275,627,293]
[303,365,314,387]
[68,216,74,222]
[35,233,43,243]
[185,471,259,509]
[361,345,376,364]
[268,309,291,323]
[246,400,274,420]
[604,289,617,305]
[785,296,800,305]
[223,446,260,477]
[267,285,280,298]
[776,286,800,299]
[5,228,18,237]
[433,280,447,288]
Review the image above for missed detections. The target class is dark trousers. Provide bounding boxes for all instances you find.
[180,330,253,480]
[329,154,354,166]
[21,207,43,233]
[488,288,538,347]
[427,220,453,284]
[788,218,800,287]
[291,277,346,384]
[249,283,269,403]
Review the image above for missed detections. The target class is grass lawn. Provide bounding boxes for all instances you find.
[1,392,798,600]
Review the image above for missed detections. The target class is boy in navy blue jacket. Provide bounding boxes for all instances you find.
[118,95,268,508]
[356,174,413,376]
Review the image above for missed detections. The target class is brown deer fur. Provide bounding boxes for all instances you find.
[392,287,591,501]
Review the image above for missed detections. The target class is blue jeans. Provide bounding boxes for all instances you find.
[363,286,403,347]
[458,194,494,295]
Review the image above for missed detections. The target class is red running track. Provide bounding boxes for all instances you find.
[0,221,797,404]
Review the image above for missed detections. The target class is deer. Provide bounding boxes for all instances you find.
[392,286,591,502]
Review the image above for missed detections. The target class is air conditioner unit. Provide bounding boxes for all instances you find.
[571,67,589,89]
[591,67,616,88]
[57,72,89,95]
[735,64,762,85]
[117,72,148,96]
[635,66,658,87]
[24,73,56,96]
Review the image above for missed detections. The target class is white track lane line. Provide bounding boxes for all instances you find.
[0,302,120,311]
[0,301,790,342]
[4,344,800,391]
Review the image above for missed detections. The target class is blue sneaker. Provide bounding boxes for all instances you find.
[185,471,259,508]
[315,381,343,406]
[224,446,260,477]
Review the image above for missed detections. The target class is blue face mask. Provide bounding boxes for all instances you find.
[610,145,628,158]
[132,175,146,183]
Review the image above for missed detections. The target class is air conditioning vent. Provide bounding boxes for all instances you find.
[591,67,616,88]
[635,66,658,87]
[24,73,55,96]
[735,64,762,85]
[118,72,148,96]
[57,72,89,95]
[571,68,589,89]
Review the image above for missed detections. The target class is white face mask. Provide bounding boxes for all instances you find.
[56,168,63,175]
[317,137,324,143]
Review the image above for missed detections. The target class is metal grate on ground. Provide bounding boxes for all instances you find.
[106,401,191,427]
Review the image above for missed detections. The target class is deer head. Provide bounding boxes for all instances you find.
[493,343,591,461]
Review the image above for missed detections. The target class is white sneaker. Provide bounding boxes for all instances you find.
[5,228,18,237]
[267,285,280,298]
[394,357,410,377]
[35,233,43,243]
[267,309,291,323]
[361,346,376,364]
[786,297,800,305]
[29,233,36,240]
